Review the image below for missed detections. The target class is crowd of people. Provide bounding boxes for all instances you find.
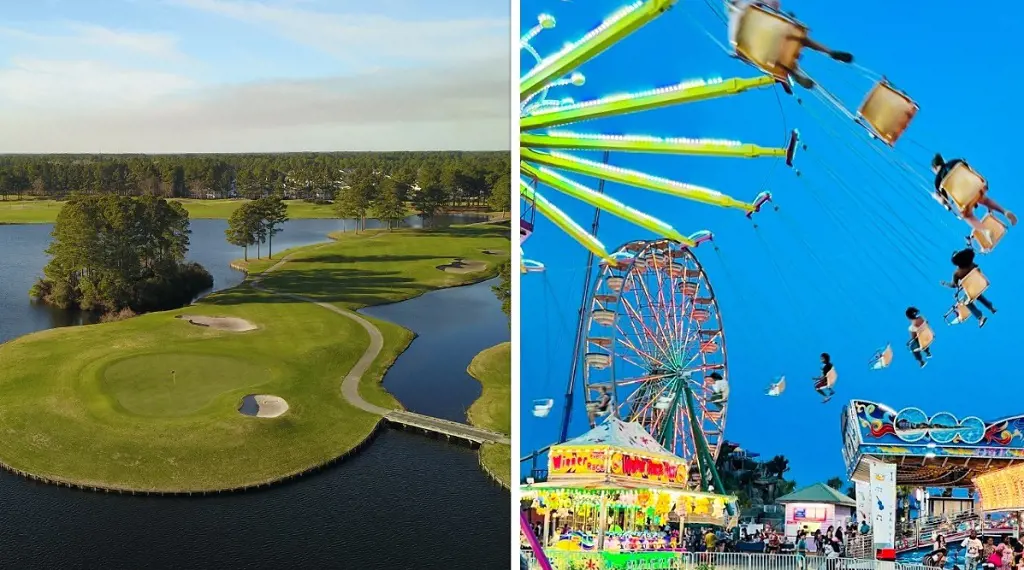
[926,531,1024,570]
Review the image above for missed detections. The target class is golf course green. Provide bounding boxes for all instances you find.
[468,342,512,487]
[0,225,509,491]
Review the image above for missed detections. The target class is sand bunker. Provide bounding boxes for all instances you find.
[481,249,503,255]
[238,394,289,418]
[177,314,257,332]
[436,258,487,274]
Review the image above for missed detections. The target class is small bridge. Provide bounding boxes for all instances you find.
[385,410,510,447]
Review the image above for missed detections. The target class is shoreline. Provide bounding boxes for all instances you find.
[0,228,509,493]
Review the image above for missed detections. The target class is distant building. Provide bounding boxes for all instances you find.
[776,483,856,541]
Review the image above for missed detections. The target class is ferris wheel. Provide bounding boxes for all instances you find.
[583,237,728,491]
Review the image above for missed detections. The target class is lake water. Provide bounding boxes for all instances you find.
[0,216,510,569]
[361,279,509,423]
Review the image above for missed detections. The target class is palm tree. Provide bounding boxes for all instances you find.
[765,455,790,479]
[826,477,845,490]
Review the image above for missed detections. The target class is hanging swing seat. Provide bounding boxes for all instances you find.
[532,399,554,418]
[587,336,613,348]
[766,376,786,396]
[958,268,990,302]
[971,213,1008,253]
[913,322,935,351]
[944,303,971,325]
[520,219,533,245]
[940,162,988,213]
[825,368,838,387]
[732,3,809,84]
[521,259,545,273]
[869,344,894,370]
[857,80,918,147]
[654,394,675,410]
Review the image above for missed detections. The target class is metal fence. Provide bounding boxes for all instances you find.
[521,550,935,570]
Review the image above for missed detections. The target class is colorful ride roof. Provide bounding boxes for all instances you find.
[546,418,692,489]
[842,400,1024,486]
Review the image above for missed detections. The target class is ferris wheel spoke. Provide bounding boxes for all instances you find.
[629,267,675,359]
[618,295,671,365]
[613,323,666,370]
[616,372,673,386]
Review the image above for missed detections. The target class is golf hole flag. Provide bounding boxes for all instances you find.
[870,461,896,549]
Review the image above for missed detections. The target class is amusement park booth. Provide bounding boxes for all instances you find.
[841,400,1024,487]
[522,418,737,570]
[841,400,1024,556]
[776,483,856,541]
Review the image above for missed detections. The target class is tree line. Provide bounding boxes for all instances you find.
[32,195,213,314]
[0,152,512,218]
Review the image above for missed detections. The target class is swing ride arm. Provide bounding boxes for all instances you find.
[521,0,678,101]
[682,385,734,515]
[521,180,614,261]
[522,76,776,130]
[522,132,789,160]
[521,162,695,246]
[522,149,759,213]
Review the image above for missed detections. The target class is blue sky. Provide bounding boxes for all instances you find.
[520,0,1023,487]
[0,0,510,152]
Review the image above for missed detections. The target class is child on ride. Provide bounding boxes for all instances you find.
[725,0,853,89]
[906,307,932,368]
[932,153,1017,242]
[813,353,836,403]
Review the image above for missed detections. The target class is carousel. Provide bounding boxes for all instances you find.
[522,418,738,570]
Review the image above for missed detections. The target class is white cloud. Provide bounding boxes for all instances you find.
[0,58,195,108]
[0,22,186,62]
[0,1,511,152]
[0,60,510,152]
[171,0,508,68]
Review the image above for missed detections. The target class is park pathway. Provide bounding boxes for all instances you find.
[248,246,509,445]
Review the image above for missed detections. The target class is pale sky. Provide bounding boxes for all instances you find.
[0,0,511,153]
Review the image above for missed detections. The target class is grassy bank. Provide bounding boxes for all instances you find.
[468,342,511,487]
[0,225,508,491]
[0,198,340,224]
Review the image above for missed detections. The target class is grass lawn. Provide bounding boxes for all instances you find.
[0,225,509,491]
[0,198,343,224]
[468,342,511,487]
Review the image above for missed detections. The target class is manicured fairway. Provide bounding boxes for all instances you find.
[0,198,342,224]
[467,342,512,488]
[0,225,509,491]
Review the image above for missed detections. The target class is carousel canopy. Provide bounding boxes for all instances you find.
[547,418,691,489]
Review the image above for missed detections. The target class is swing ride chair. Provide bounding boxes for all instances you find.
[732,3,808,85]
[938,162,1008,252]
[856,80,919,147]
[913,322,935,351]
[869,344,893,369]
[943,268,991,325]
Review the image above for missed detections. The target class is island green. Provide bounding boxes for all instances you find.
[0,225,508,491]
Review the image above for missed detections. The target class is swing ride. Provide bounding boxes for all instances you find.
[520,0,1017,564]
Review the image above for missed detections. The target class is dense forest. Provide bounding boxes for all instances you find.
[0,151,512,220]
[32,195,213,315]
